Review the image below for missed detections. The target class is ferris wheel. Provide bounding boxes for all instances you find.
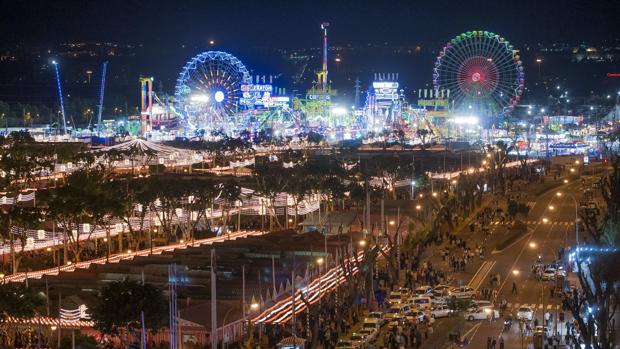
[433,31,524,118]
[174,51,251,132]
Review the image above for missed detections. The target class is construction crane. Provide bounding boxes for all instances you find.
[51,60,67,134]
[96,61,108,136]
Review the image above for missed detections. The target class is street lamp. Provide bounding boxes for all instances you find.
[542,218,549,224]
[556,192,580,253]
[512,269,520,275]
[548,205,555,211]
[529,242,537,248]
[359,240,367,248]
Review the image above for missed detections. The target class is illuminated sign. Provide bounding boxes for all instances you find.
[372,82,399,89]
[373,81,399,101]
[607,73,620,77]
[418,99,449,107]
[241,84,273,92]
[307,94,331,100]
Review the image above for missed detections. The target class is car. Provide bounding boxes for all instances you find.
[385,305,407,319]
[386,304,412,327]
[358,327,378,343]
[406,309,426,323]
[432,284,452,297]
[414,285,433,295]
[451,286,475,299]
[430,305,453,318]
[397,286,411,295]
[516,306,534,321]
[366,311,386,325]
[387,292,405,305]
[335,340,357,349]
[349,333,368,346]
[431,295,448,306]
[467,300,492,311]
[410,296,433,310]
[555,268,567,278]
[542,269,556,281]
[534,326,550,336]
[465,307,500,321]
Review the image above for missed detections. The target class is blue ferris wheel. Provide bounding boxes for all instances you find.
[174,51,252,132]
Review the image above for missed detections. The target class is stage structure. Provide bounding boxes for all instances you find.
[364,73,405,132]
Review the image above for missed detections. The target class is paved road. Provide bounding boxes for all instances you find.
[467,179,582,349]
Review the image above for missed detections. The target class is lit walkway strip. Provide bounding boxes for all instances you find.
[4,230,266,283]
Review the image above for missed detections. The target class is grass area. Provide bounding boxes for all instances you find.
[494,220,528,252]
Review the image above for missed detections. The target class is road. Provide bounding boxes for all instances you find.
[466,179,582,348]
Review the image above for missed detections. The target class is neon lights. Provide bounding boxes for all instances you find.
[214,91,225,103]
[52,61,67,134]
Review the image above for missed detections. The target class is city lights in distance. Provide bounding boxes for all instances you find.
[331,107,347,115]
[190,94,210,103]
[451,115,480,125]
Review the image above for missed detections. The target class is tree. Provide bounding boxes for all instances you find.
[416,129,431,150]
[565,158,620,349]
[0,283,45,347]
[92,279,167,348]
[254,164,289,229]
[487,141,513,194]
[45,169,108,262]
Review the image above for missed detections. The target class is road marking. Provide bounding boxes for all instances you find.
[463,322,483,343]
[468,261,496,291]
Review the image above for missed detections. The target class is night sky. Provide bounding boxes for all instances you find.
[1,0,618,47]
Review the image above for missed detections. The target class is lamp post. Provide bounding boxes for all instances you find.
[556,192,579,254]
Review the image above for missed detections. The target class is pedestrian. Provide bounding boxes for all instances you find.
[499,336,505,349]
[512,282,518,295]
[487,336,492,349]
[492,338,497,349]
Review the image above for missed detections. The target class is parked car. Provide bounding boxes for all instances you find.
[411,296,433,310]
[535,326,550,336]
[414,285,433,295]
[335,339,357,349]
[358,327,378,343]
[451,286,475,299]
[542,269,556,281]
[386,304,412,327]
[366,311,386,325]
[387,291,405,305]
[349,333,368,347]
[432,284,452,297]
[406,309,426,324]
[467,300,492,311]
[360,322,380,341]
[430,305,453,318]
[516,306,534,321]
[465,307,500,321]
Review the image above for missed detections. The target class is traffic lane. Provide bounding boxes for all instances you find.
[491,206,575,347]
[467,188,574,347]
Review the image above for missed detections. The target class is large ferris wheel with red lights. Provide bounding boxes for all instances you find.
[433,30,525,118]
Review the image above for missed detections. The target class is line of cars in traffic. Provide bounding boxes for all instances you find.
[334,284,502,348]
